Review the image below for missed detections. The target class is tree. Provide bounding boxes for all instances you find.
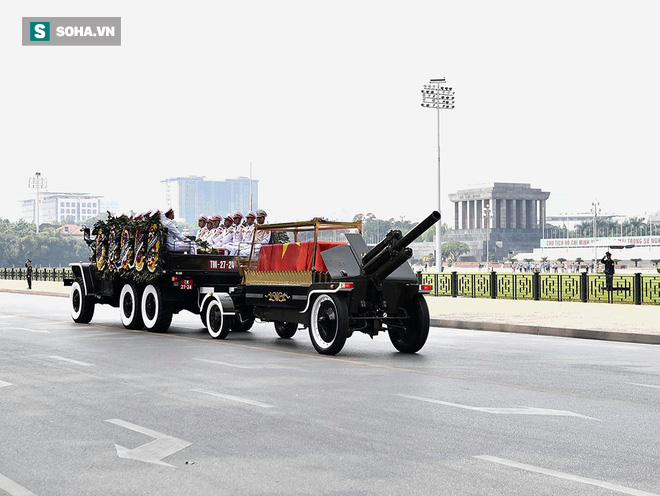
[630,258,642,267]
[557,258,567,263]
[575,257,583,263]
[441,241,469,262]
[541,257,548,262]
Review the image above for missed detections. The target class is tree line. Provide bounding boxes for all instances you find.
[0,219,89,268]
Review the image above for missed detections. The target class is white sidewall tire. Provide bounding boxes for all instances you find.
[311,294,335,350]
[70,281,84,320]
[141,284,159,329]
[206,299,225,339]
[119,283,137,327]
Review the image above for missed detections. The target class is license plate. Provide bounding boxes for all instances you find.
[180,279,193,290]
[208,259,237,270]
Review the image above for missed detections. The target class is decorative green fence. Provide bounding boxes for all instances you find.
[0,267,73,282]
[420,272,660,305]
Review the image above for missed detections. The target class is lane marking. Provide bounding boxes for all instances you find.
[193,357,303,370]
[0,380,12,388]
[628,383,660,390]
[192,389,275,408]
[475,455,659,496]
[15,327,50,334]
[49,356,94,367]
[0,472,37,496]
[193,358,259,369]
[106,419,191,467]
[396,394,598,420]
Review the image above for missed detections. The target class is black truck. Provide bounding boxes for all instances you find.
[66,211,439,355]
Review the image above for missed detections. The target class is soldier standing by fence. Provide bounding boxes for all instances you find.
[25,259,33,289]
[600,251,615,291]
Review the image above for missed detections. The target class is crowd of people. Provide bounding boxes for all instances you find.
[479,259,614,274]
[166,208,270,257]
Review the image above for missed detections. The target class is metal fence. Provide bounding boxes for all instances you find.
[420,272,660,305]
[0,267,73,282]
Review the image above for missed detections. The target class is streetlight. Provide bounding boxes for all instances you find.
[591,200,600,264]
[28,172,47,233]
[484,203,491,267]
[421,78,455,273]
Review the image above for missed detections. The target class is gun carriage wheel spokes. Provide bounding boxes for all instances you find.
[387,294,430,353]
[309,294,349,355]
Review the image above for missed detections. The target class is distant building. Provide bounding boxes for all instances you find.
[546,212,627,232]
[21,192,102,225]
[445,183,550,261]
[162,176,259,223]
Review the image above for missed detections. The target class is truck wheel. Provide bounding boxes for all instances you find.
[119,282,143,329]
[141,284,172,332]
[388,294,430,353]
[70,278,95,324]
[274,321,297,339]
[309,294,348,355]
[231,313,254,332]
[206,299,232,339]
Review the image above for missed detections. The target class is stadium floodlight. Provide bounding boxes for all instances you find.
[420,78,455,273]
[28,172,48,233]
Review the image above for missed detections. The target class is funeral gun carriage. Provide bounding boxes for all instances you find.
[203,211,439,355]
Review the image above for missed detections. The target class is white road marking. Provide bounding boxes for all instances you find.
[475,455,659,496]
[628,383,660,390]
[0,472,37,496]
[106,419,191,467]
[396,394,597,420]
[193,357,303,370]
[49,356,94,367]
[0,380,12,388]
[15,327,50,334]
[0,315,18,319]
[192,389,275,408]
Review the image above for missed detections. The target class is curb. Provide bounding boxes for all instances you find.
[430,319,660,345]
[0,288,68,299]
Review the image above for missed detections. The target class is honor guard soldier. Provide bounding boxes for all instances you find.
[224,211,244,255]
[255,209,271,245]
[238,211,256,256]
[212,214,235,250]
[196,215,209,241]
[162,208,196,254]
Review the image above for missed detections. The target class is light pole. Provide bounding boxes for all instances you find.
[28,172,47,233]
[484,203,491,267]
[591,200,600,264]
[421,78,455,272]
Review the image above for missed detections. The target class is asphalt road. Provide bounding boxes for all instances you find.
[1,293,659,496]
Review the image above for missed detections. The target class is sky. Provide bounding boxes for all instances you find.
[2,0,659,225]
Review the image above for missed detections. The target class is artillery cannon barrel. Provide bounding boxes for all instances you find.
[370,247,413,283]
[362,230,402,266]
[393,211,441,252]
[361,211,440,279]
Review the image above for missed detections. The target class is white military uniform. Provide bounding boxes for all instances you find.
[211,225,233,250]
[163,217,196,254]
[238,223,256,257]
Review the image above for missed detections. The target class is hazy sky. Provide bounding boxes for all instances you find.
[2,0,659,225]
